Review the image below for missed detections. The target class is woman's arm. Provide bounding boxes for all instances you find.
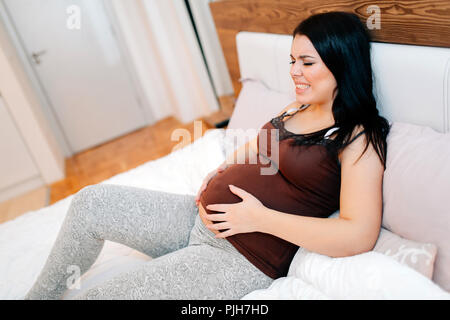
[259,126,384,257]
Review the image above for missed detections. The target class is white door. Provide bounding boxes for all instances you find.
[3,0,148,153]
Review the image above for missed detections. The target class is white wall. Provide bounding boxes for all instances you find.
[0,17,65,187]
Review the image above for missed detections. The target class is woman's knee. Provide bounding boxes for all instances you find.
[69,184,110,218]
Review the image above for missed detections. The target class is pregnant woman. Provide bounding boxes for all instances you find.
[25,11,390,300]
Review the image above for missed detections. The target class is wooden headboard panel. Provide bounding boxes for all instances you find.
[209,0,450,98]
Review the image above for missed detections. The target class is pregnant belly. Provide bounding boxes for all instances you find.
[198,163,301,275]
[199,163,302,218]
[198,163,309,237]
[199,163,277,215]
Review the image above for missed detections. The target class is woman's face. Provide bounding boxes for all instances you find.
[290,34,338,108]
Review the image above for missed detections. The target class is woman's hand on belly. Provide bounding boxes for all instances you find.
[195,161,229,206]
[198,202,220,235]
[204,184,269,238]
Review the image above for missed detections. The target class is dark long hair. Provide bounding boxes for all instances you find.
[292,11,390,169]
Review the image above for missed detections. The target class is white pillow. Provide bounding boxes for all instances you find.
[227,78,295,132]
[243,248,450,300]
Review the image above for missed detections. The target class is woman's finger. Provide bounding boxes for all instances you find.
[206,203,231,212]
[195,183,206,201]
[208,171,218,180]
[196,185,204,197]
[215,229,234,239]
[206,222,231,230]
[196,167,221,203]
[204,213,228,221]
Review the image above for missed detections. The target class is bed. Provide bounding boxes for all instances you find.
[1,0,450,299]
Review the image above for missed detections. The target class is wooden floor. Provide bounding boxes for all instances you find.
[49,116,214,204]
[0,95,235,224]
[0,186,49,224]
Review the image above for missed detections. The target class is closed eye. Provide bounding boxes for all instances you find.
[289,61,314,66]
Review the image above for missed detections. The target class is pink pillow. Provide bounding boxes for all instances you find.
[382,122,450,292]
[373,228,437,279]
[227,78,295,131]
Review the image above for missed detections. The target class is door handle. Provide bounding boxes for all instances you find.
[31,50,47,65]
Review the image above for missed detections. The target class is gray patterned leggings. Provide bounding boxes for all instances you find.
[24,184,273,300]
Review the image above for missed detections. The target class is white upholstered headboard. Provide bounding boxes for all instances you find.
[236,31,450,133]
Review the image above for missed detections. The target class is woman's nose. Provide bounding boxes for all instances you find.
[290,62,303,76]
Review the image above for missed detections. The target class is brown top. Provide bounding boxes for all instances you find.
[200,109,363,279]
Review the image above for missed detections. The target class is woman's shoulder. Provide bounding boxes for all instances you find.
[339,125,366,149]
[349,125,366,142]
[339,124,379,166]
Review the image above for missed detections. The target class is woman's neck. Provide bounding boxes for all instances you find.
[300,102,335,124]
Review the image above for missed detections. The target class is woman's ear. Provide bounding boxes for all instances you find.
[332,86,339,100]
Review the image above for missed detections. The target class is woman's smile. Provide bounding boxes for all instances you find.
[295,84,311,94]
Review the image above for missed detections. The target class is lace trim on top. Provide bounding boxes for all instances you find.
[270,110,339,144]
